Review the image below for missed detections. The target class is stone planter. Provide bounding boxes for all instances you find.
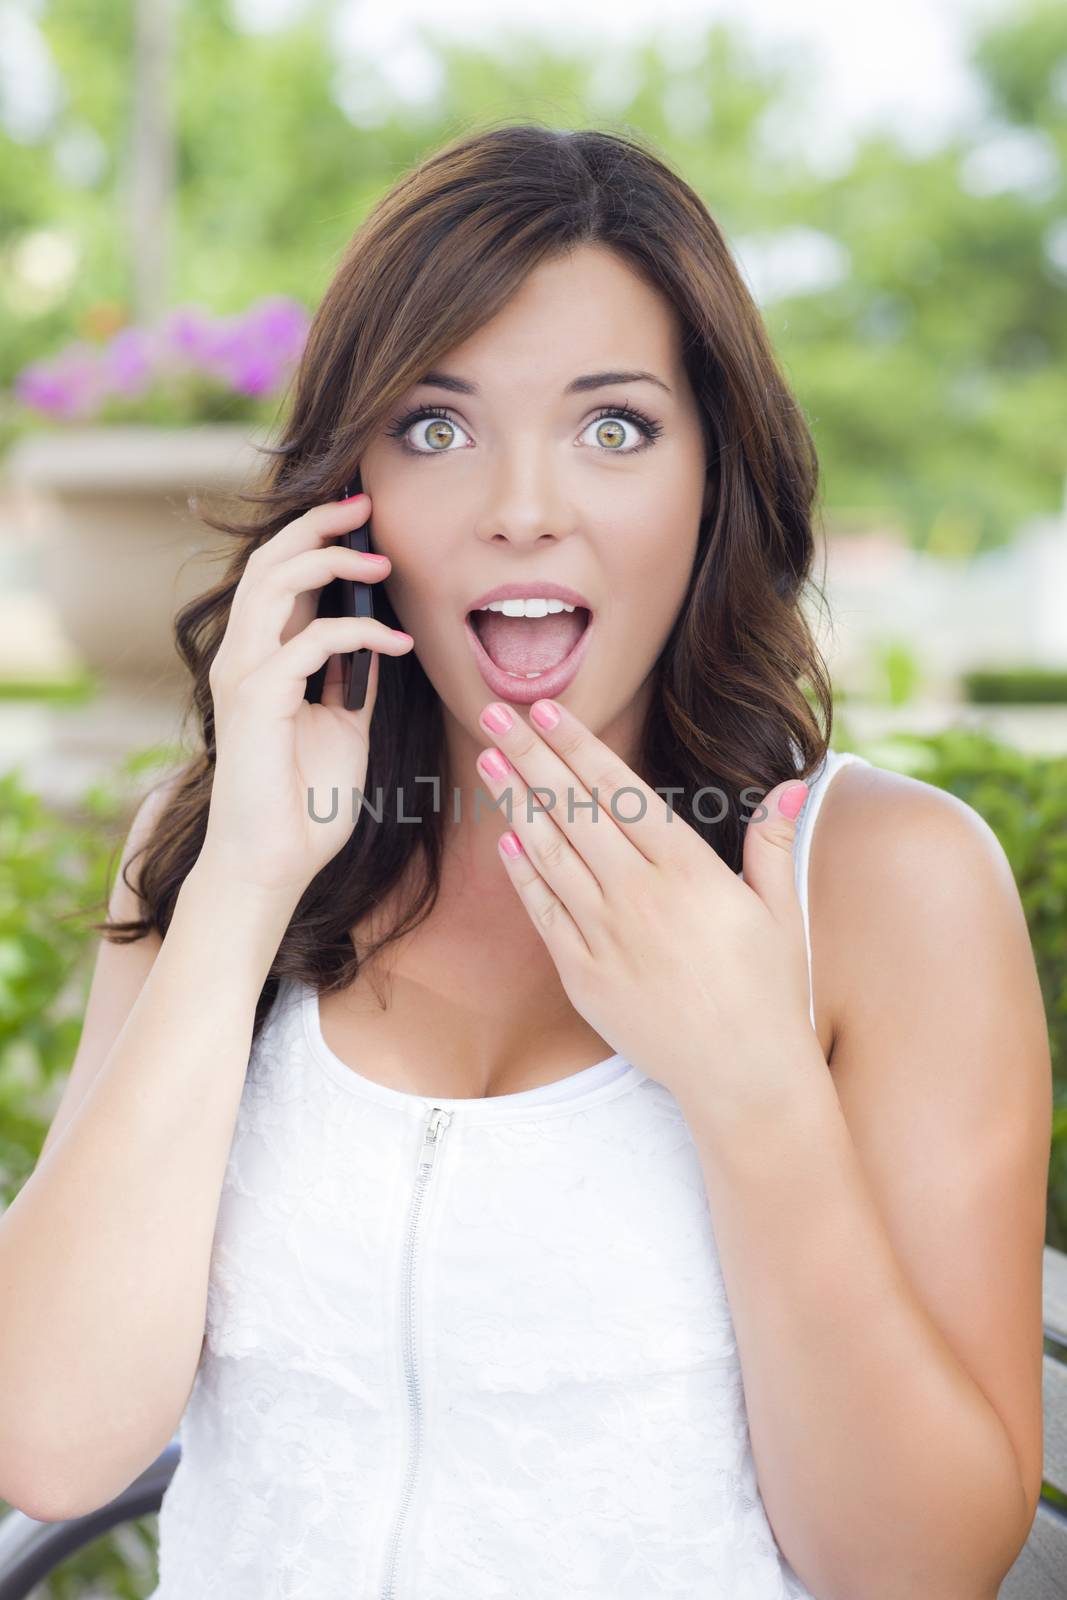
[3,423,270,691]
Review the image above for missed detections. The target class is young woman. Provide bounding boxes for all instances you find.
[3,124,1049,1599]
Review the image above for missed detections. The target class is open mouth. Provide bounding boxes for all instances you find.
[466,604,592,679]
[463,601,596,703]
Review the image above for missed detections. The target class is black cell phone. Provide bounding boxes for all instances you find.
[305,466,375,711]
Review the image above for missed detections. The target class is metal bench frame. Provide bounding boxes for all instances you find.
[1,1249,1065,1598]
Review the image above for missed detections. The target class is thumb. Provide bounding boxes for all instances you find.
[741,778,809,925]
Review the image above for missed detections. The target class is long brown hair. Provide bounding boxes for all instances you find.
[94,119,834,1042]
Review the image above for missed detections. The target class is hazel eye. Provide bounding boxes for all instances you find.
[582,416,634,451]
[579,404,664,455]
[386,405,472,455]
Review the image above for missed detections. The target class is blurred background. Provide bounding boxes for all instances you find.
[1,0,1065,1589]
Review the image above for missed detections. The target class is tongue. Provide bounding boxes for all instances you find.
[474,610,586,674]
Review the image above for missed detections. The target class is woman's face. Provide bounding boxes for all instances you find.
[359,243,710,757]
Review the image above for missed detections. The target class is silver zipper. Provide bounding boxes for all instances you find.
[379,1105,453,1599]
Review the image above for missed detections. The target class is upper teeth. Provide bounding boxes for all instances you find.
[475,598,579,617]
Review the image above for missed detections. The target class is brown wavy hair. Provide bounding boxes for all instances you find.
[93,119,834,1043]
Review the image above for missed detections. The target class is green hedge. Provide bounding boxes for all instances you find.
[0,756,177,1596]
[962,666,1067,704]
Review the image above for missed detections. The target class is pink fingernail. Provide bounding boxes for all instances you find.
[531,699,559,729]
[481,703,513,734]
[500,831,523,859]
[478,749,510,780]
[778,784,808,819]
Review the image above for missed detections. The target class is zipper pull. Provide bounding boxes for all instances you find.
[418,1106,452,1172]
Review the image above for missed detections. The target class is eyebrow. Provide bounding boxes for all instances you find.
[414,369,672,397]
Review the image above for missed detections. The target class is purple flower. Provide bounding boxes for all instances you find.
[230,351,285,397]
[160,307,216,362]
[14,343,107,419]
[243,295,311,362]
[13,296,311,420]
[101,326,158,396]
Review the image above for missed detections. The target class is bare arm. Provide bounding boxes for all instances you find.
[0,490,406,1522]
[675,769,1049,1600]
[0,798,298,1521]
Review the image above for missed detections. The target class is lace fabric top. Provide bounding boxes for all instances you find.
[147,749,868,1599]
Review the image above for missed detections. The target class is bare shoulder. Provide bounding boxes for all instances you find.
[809,755,1027,1066]
[815,752,1012,872]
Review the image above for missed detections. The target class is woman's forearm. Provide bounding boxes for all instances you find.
[0,860,297,1521]
[674,1040,1033,1600]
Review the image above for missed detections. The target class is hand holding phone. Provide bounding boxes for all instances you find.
[202,485,412,902]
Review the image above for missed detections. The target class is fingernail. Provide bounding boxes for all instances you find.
[363,553,389,563]
[480,703,513,734]
[531,699,559,730]
[778,784,808,819]
[478,748,511,779]
[341,492,366,503]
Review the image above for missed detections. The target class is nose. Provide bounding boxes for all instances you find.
[473,450,578,548]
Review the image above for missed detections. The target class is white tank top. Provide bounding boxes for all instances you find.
[148,748,868,1598]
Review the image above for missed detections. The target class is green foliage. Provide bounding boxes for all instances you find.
[0,1515,163,1598]
[0,669,99,704]
[1,1,1064,545]
[0,771,111,1195]
[0,748,181,1199]
[962,665,1067,704]
[0,752,185,1583]
[870,638,925,707]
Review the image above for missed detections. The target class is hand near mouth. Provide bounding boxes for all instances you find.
[474,695,822,1118]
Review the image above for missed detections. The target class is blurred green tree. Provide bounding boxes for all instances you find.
[0,0,1064,546]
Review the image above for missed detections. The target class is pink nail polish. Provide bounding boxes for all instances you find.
[778,784,808,819]
[481,703,513,735]
[531,699,559,730]
[479,749,510,780]
[500,831,523,859]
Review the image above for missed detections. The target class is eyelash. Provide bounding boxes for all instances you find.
[384,401,664,456]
